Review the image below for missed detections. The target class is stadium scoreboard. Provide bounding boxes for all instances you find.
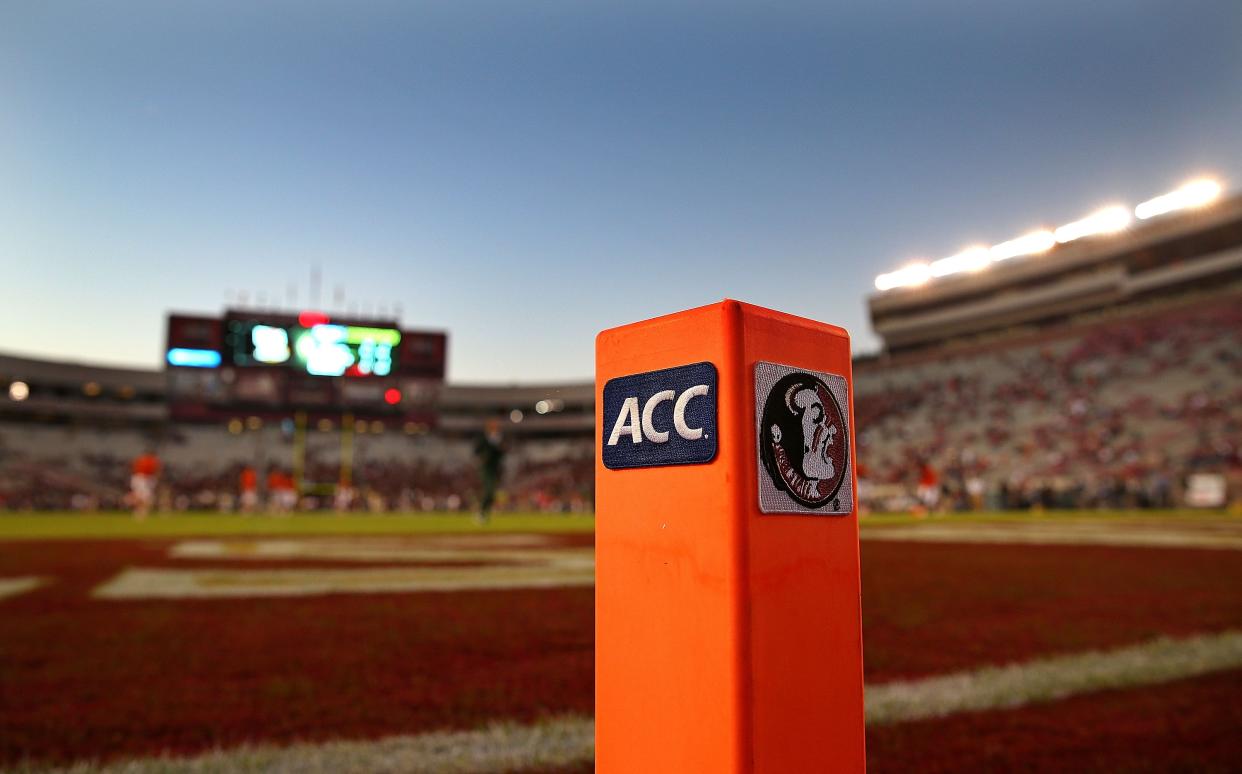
[164,310,446,421]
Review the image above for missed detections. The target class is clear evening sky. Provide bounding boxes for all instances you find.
[3,1,1241,382]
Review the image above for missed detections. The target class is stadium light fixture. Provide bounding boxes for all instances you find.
[873,176,1228,292]
[990,229,1056,261]
[874,262,932,291]
[930,246,991,277]
[1053,205,1131,244]
[1134,178,1222,220]
[8,381,29,402]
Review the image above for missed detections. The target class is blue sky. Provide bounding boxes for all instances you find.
[3,1,1240,382]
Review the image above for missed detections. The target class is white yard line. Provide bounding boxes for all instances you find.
[29,715,595,774]
[24,630,1242,773]
[169,535,561,563]
[93,555,595,599]
[0,576,45,600]
[865,629,1242,725]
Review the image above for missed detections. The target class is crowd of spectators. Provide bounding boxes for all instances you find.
[854,296,1242,512]
[0,430,594,514]
[2,295,1238,514]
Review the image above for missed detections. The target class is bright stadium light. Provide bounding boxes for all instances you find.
[874,262,932,291]
[8,381,29,402]
[929,246,990,277]
[1134,178,1223,220]
[990,229,1056,261]
[1054,205,1131,244]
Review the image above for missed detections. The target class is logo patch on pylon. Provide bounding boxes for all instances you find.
[756,362,852,514]
[602,362,718,470]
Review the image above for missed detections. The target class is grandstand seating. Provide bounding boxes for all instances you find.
[0,420,593,512]
[1,291,1238,512]
[854,292,1242,510]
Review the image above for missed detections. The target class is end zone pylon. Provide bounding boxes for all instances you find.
[596,300,865,772]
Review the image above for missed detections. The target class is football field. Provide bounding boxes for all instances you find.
[2,511,1241,772]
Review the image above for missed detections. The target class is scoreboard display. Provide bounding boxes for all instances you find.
[165,310,446,420]
[224,316,399,376]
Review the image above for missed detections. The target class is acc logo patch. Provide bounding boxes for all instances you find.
[756,361,853,514]
[602,362,717,470]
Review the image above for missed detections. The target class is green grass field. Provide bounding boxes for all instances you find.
[858,508,1236,527]
[0,511,596,540]
[0,508,1232,540]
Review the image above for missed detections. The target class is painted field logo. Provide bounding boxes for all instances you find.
[602,362,717,470]
[756,362,853,514]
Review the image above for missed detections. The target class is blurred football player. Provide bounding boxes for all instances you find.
[334,479,355,513]
[238,465,258,514]
[917,459,941,513]
[474,419,506,524]
[130,448,161,520]
[266,466,297,515]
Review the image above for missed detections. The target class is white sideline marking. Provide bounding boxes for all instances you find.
[93,552,595,599]
[0,576,44,600]
[861,521,1242,550]
[35,715,595,774]
[865,629,1242,725]
[29,631,1242,773]
[170,536,568,564]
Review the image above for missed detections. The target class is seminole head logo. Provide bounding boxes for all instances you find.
[760,371,849,509]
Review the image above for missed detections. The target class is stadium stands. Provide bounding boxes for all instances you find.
[6,289,1238,514]
[855,290,1242,512]
[0,344,596,512]
[2,186,1239,513]
[2,286,1239,513]
[0,418,594,513]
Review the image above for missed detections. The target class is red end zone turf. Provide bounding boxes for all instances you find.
[861,540,1242,681]
[0,537,595,765]
[867,668,1242,773]
[1,535,1241,768]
